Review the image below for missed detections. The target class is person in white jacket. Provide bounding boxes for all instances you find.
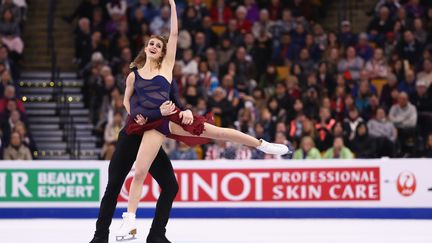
[389,91,417,129]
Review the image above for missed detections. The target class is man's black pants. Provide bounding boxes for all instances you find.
[94,129,179,238]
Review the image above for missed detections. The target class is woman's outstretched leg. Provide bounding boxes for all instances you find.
[169,122,291,155]
[116,129,165,240]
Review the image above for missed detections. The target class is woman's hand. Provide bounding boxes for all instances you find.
[135,114,148,125]
[160,100,177,116]
[168,0,176,5]
[179,109,193,125]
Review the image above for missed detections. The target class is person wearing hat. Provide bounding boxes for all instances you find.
[410,79,432,113]
[338,20,357,47]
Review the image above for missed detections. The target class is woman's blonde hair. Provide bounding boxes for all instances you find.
[130,35,168,69]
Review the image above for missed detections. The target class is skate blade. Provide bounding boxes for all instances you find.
[116,229,137,241]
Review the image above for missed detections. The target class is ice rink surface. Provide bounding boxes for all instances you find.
[0,218,431,243]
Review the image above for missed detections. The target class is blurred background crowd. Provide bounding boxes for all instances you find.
[0,0,32,160]
[71,0,432,160]
[2,0,432,160]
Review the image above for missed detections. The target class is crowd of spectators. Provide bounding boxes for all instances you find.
[69,0,432,160]
[0,0,31,160]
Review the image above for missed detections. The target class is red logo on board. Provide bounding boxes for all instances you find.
[397,171,416,197]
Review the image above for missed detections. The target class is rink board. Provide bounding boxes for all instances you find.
[1,159,432,219]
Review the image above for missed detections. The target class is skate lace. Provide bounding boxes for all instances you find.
[120,213,133,228]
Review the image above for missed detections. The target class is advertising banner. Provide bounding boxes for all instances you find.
[0,169,99,202]
[1,159,431,218]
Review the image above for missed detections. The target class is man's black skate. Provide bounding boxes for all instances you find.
[89,235,108,243]
[147,228,171,243]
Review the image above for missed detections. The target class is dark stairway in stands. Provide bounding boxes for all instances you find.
[20,71,100,160]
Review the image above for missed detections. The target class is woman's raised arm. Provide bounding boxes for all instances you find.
[163,0,178,67]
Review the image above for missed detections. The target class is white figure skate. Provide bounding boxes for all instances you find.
[256,139,293,156]
[115,212,137,241]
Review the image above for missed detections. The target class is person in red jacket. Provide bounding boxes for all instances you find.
[0,85,25,113]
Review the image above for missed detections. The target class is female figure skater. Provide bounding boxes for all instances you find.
[116,0,293,240]
[89,102,183,243]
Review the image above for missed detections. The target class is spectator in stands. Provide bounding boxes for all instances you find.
[235,107,255,136]
[315,106,335,152]
[128,0,157,24]
[405,0,425,19]
[170,142,199,160]
[106,0,127,19]
[417,58,432,85]
[338,46,364,81]
[267,96,286,125]
[199,16,219,48]
[389,91,418,129]
[13,121,36,157]
[343,107,364,141]
[0,64,10,98]
[356,32,374,61]
[411,79,432,136]
[3,131,31,160]
[95,75,119,130]
[0,45,17,80]
[0,85,24,113]
[102,111,123,160]
[0,8,24,56]
[236,6,252,34]
[398,69,417,95]
[233,46,256,90]
[353,78,375,113]
[397,30,423,65]
[210,0,232,25]
[368,107,397,157]
[410,79,432,113]
[338,20,357,47]
[177,48,198,75]
[0,0,22,23]
[63,0,106,23]
[293,136,321,160]
[0,99,25,124]
[91,7,107,35]
[368,107,397,142]
[365,47,389,79]
[272,32,296,65]
[243,0,259,23]
[254,122,270,143]
[182,6,201,34]
[150,5,171,35]
[207,87,234,127]
[361,93,380,121]
[271,9,295,41]
[323,136,354,159]
[389,92,418,154]
[191,32,208,58]
[297,48,315,75]
[75,18,92,66]
[198,60,218,96]
[332,121,348,141]
[302,86,320,120]
[110,46,132,76]
[413,17,428,45]
[252,9,273,40]
[380,73,399,111]
[368,6,394,44]
[349,122,376,158]
[285,75,301,101]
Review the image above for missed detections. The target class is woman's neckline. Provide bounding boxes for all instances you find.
[135,70,171,85]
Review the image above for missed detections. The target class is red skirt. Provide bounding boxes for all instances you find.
[125,108,215,146]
